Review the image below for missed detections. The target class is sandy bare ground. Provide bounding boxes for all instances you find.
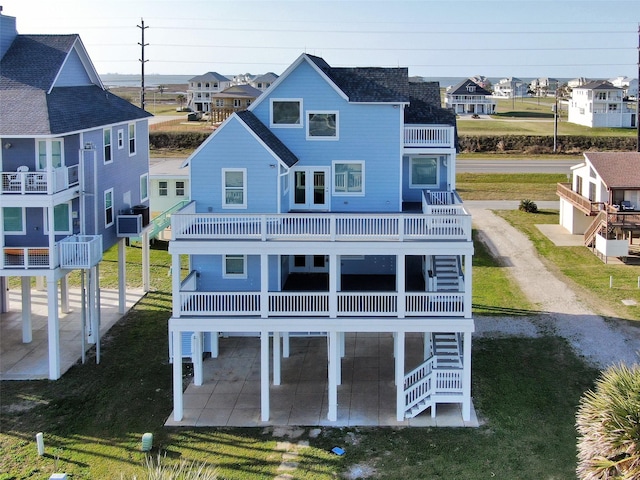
[469,206,640,369]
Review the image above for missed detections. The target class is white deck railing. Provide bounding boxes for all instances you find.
[1,166,79,195]
[172,211,472,242]
[404,125,455,148]
[403,357,463,415]
[422,190,466,215]
[2,246,56,269]
[177,289,467,317]
[58,235,103,269]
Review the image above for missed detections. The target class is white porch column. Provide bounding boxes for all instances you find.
[282,332,290,358]
[397,254,406,318]
[118,238,126,314]
[193,332,203,386]
[260,254,269,318]
[260,330,270,421]
[327,330,339,422]
[94,264,102,364]
[329,253,337,317]
[142,231,150,292]
[210,332,219,358]
[462,331,472,422]
[47,277,60,380]
[172,328,184,421]
[60,274,70,314]
[464,254,472,318]
[35,276,45,291]
[395,330,405,422]
[171,254,181,317]
[21,276,32,343]
[423,332,432,361]
[273,331,281,385]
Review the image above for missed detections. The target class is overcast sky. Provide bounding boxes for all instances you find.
[3,0,639,79]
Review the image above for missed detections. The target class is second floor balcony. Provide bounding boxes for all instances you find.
[404,125,455,148]
[1,165,79,195]
[1,235,102,270]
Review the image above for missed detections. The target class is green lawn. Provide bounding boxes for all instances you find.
[457,173,566,201]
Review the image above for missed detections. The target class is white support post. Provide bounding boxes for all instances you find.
[423,332,432,361]
[87,267,95,344]
[260,254,269,318]
[47,277,60,380]
[193,332,203,386]
[260,330,270,421]
[35,276,45,291]
[395,330,405,422]
[142,230,150,292]
[464,254,472,318]
[273,331,281,386]
[118,238,126,314]
[329,253,337,317]
[171,254,182,317]
[327,330,339,422]
[397,254,406,318]
[21,276,32,343]
[172,329,184,421]
[60,274,70,314]
[462,331,472,422]
[210,332,219,358]
[282,332,290,358]
[95,264,102,364]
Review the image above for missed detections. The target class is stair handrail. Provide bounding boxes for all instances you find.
[584,209,608,247]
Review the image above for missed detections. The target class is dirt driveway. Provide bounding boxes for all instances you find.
[468,205,640,369]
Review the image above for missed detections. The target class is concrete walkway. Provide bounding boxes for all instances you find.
[0,287,145,380]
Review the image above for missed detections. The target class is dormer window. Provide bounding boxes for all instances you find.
[466,85,476,93]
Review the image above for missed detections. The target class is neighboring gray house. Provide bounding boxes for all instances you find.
[250,72,279,91]
[445,78,495,115]
[186,72,232,112]
[0,10,152,380]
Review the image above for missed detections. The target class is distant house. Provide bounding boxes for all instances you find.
[0,10,152,379]
[149,158,189,219]
[250,72,278,91]
[493,77,528,98]
[557,152,640,262]
[209,84,263,123]
[186,72,232,113]
[445,78,496,115]
[529,77,559,96]
[567,80,636,128]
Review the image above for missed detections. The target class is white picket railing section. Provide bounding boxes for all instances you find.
[403,357,464,418]
[58,235,103,269]
[172,211,472,242]
[403,125,454,148]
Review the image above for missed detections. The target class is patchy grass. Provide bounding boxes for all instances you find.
[496,209,640,322]
[456,173,566,200]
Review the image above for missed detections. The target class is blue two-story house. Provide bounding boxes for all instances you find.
[0,10,152,380]
[168,53,474,424]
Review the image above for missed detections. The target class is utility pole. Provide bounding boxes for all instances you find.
[636,23,639,152]
[554,91,558,153]
[138,18,149,110]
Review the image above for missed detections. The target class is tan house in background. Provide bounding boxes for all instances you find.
[209,84,263,123]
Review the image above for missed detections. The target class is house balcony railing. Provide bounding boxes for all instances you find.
[404,125,455,148]
[1,165,79,195]
[1,235,102,270]
[177,288,468,319]
[422,190,465,215]
[556,183,603,215]
[171,206,472,242]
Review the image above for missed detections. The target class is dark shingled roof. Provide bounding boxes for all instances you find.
[447,78,493,96]
[578,80,622,91]
[304,54,454,127]
[188,72,230,83]
[0,34,151,135]
[584,152,640,189]
[236,110,299,168]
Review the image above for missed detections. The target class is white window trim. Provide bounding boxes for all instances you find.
[158,181,168,197]
[222,168,247,209]
[270,98,303,128]
[104,128,113,164]
[306,110,339,141]
[3,207,26,235]
[332,160,365,196]
[223,254,247,279]
[43,202,72,235]
[128,123,136,156]
[117,129,124,149]
[104,188,114,228]
[140,173,149,202]
[36,138,65,171]
[409,156,440,189]
[175,180,185,197]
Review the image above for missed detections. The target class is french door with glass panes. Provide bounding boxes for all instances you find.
[291,167,329,210]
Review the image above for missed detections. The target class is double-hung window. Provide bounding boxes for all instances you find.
[271,99,302,127]
[222,169,246,208]
[3,207,25,234]
[128,123,136,155]
[333,161,364,195]
[307,111,338,140]
[158,181,168,197]
[104,188,114,227]
[409,157,439,188]
[223,254,247,278]
[175,181,185,197]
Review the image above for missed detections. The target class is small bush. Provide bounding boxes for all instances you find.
[519,199,538,213]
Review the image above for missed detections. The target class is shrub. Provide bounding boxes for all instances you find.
[576,363,640,480]
[519,199,538,213]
